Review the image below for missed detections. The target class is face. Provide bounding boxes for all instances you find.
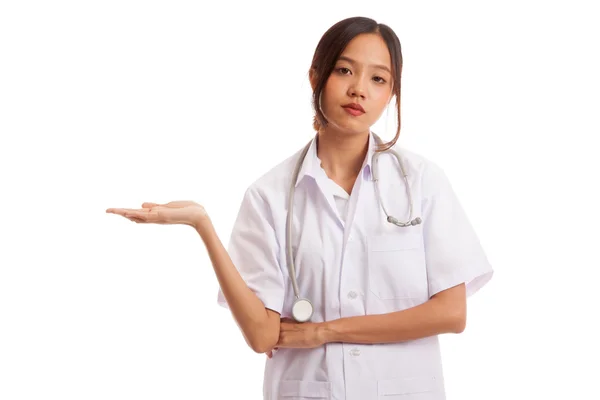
[317,33,394,136]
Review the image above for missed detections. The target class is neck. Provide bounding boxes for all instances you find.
[316,128,370,182]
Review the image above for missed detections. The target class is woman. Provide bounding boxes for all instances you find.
[107,16,493,400]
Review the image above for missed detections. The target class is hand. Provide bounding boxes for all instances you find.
[266,318,327,358]
[106,201,209,229]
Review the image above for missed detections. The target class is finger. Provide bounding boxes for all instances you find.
[106,209,131,217]
[164,200,195,207]
[123,211,146,218]
[106,208,145,216]
[124,211,148,221]
[267,346,280,358]
[107,208,156,224]
[139,201,184,209]
[125,210,167,224]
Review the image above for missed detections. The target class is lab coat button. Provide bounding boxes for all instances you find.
[350,348,361,356]
[348,291,358,299]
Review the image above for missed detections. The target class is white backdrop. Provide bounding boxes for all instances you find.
[1,0,599,399]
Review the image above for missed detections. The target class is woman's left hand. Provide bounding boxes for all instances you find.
[266,318,328,358]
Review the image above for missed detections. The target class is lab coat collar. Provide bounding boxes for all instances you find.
[294,131,377,187]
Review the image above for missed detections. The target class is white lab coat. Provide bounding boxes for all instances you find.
[217,132,493,400]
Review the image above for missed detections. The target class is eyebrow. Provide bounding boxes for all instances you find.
[337,55,391,74]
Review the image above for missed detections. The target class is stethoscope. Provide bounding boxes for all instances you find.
[286,133,422,322]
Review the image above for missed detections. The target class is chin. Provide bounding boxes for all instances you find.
[328,118,371,136]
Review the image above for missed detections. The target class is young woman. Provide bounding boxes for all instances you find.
[107,16,493,400]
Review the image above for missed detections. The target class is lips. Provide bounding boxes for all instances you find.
[342,103,365,117]
[342,103,365,113]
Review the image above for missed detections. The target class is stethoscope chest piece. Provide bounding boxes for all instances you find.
[292,297,313,322]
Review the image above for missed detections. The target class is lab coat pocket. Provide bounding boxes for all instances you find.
[378,376,440,399]
[279,380,331,399]
[368,233,427,300]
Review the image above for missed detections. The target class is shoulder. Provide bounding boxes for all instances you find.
[242,144,305,204]
[386,143,451,197]
[388,143,445,179]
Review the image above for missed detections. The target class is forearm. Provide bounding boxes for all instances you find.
[322,293,466,344]
[195,219,278,353]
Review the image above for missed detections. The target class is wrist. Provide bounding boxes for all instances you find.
[317,321,337,345]
[193,214,213,236]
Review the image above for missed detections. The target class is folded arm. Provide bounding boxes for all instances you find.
[320,283,466,344]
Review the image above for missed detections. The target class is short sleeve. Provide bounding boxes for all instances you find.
[421,161,493,298]
[216,186,285,314]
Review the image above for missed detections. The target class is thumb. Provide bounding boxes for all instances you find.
[141,202,160,208]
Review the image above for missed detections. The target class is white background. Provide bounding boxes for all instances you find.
[1,0,599,399]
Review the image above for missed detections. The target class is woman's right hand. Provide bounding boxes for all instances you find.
[106,200,209,229]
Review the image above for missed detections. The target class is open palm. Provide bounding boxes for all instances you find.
[106,201,207,228]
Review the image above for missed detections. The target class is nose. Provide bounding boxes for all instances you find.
[348,77,366,99]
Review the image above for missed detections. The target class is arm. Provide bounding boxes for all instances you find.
[275,284,466,350]
[320,283,466,344]
[196,218,280,354]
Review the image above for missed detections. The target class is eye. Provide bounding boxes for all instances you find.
[337,67,351,75]
[373,76,387,84]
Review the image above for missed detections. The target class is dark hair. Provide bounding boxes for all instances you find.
[310,16,403,152]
